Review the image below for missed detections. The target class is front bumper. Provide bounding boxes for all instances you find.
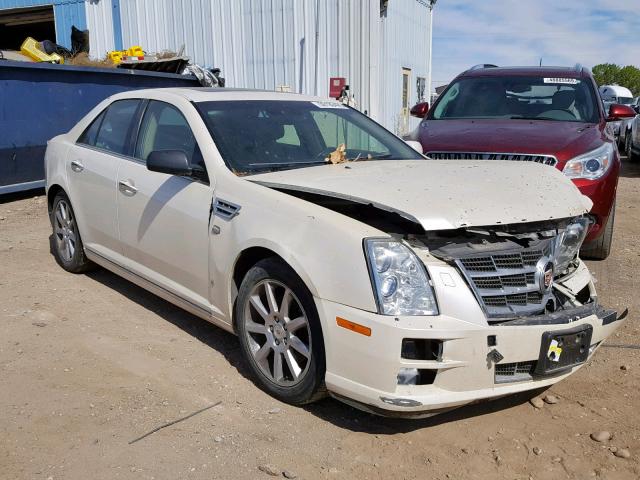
[317,298,625,418]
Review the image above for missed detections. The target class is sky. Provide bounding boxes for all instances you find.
[431,0,640,88]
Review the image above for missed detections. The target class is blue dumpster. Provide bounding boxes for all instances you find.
[0,60,201,194]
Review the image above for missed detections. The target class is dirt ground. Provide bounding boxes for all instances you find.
[1,160,639,480]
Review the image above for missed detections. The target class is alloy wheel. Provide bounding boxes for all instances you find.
[53,200,77,262]
[243,279,312,386]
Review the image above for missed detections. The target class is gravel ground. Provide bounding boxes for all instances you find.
[1,160,639,480]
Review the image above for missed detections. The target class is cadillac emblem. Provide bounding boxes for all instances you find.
[536,258,555,294]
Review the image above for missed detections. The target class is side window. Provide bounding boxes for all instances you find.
[77,110,105,146]
[135,101,204,170]
[94,99,140,155]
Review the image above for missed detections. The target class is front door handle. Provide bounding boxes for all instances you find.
[118,180,138,196]
[70,161,84,172]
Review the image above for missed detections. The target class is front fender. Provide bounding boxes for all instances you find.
[208,178,383,322]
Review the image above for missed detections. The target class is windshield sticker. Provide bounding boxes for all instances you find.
[543,78,579,85]
[311,101,348,109]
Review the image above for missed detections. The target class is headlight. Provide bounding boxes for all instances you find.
[364,238,438,316]
[562,143,614,180]
[555,217,591,274]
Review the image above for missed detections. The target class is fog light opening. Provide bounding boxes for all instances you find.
[401,338,443,361]
[397,368,437,386]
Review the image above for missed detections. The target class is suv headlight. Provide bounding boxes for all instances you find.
[555,217,591,274]
[364,238,438,316]
[562,143,614,180]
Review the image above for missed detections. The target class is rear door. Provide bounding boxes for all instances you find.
[116,100,214,314]
[66,99,141,260]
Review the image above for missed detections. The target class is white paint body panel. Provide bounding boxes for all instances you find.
[44,88,623,416]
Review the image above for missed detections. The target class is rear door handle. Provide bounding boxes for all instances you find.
[118,180,138,196]
[70,161,84,172]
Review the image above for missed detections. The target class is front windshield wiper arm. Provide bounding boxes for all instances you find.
[246,161,328,173]
[510,115,557,121]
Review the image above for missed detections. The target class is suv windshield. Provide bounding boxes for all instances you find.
[430,76,600,123]
[197,100,422,174]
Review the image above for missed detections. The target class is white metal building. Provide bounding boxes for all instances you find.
[0,0,434,133]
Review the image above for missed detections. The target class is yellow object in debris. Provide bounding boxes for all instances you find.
[20,37,64,64]
[108,45,145,64]
[126,45,144,57]
[108,50,124,64]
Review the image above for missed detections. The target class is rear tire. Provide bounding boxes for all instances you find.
[235,257,327,405]
[50,192,94,273]
[581,201,615,260]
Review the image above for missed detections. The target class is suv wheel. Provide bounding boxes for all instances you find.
[235,258,327,405]
[50,192,94,273]
[581,201,615,261]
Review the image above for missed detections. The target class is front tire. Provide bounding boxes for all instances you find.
[235,258,326,405]
[50,192,94,273]
[581,201,615,260]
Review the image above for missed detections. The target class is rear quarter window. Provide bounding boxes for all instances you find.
[80,99,140,155]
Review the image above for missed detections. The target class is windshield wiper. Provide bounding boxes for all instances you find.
[246,161,328,173]
[510,115,558,121]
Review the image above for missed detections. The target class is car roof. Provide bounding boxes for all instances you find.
[110,87,327,103]
[459,66,588,79]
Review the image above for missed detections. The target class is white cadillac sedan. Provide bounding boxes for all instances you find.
[45,88,626,417]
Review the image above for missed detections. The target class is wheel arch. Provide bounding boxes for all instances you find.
[229,245,317,333]
[46,184,66,214]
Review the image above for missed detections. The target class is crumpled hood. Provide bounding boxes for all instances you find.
[249,160,592,231]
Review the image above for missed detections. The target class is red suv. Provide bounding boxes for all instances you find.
[409,65,635,259]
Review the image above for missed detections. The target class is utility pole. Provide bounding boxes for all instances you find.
[427,0,438,104]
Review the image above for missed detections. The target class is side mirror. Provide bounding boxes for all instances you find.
[410,102,429,118]
[147,150,192,176]
[607,104,636,121]
[405,140,423,154]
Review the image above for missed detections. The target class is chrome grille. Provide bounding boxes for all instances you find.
[427,151,558,167]
[495,360,537,383]
[454,241,554,320]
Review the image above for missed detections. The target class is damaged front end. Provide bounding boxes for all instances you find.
[410,216,595,323]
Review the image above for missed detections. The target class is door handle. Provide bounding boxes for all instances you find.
[70,161,84,172]
[118,180,138,196]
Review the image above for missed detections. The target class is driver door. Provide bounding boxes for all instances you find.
[116,100,215,315]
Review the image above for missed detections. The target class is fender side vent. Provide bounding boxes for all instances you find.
[214,198,241,220]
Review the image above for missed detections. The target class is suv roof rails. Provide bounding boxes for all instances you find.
[574,63,583,72]
[468,64,498,71]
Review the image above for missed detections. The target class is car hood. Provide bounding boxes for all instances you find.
[419,119,605,162]
[248,160,592,231]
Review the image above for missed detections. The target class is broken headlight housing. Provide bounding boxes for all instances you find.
[364,239,438,316]
[555,217,591,274]
[563,143,614,180]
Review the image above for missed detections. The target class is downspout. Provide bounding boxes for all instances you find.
[313,0,320,96]
[111,0,123,51]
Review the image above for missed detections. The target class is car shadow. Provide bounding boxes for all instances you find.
[84,267,249,379]
[620,157,640,178]
[80,265,542,433]
[0,187,45,204]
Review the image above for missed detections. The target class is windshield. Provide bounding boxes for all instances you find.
[617,97,634,105]
[197,100,423,174]
[430,76,600,123]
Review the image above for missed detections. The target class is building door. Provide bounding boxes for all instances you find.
[400,68,412,135]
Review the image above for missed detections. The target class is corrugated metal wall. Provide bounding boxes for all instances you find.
[0,0,87,48]
[82,0,430,130]
[85,0,114,58]
[381,0,430,134]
